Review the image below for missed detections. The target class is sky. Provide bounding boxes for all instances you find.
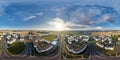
[0,0,120,30]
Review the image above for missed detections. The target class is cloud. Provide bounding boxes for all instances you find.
[24,16,36,21]
[48,18,69,30]
[48,4,120,31]
[23,12,43,21]
[95,27,103,30]
[0,8,4,16]
[96,14,117,23]
[48,18,65,25]
[48,17,88,30]
[36,12,43,16]
[65,22,88,29]
[66,5,119,26]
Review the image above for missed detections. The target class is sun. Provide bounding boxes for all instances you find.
[55,23,63,29]
[48,17,70,31]
[55,23,65,31]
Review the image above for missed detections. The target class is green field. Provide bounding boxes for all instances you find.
[41,35,56,42]
[7,41,25,55]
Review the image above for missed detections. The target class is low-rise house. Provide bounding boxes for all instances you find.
[95,35,115,50]
[67,36,79,44]
[96,42,104,48]
[52,39,59,45]
[83,35,89,41]
[6,35,12,40]
[33,35,59,53]
[20,38,24,42]
[66,44,87,54]
[105,46,114,50]
[7,38,16,44]
[0,37,1,40]
[118,37,120,41]
[33,40,54,53]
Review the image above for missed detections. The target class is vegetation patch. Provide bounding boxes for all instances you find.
[41,35,56,42]
[7,41,25,55]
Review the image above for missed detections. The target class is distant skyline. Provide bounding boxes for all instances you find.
[0,0,120,30]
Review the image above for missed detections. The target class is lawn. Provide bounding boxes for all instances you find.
[7,41,25,55]
[38,41,49,49]
[71,43,84,50]
[104,44,120,56]
[41,35,56,42]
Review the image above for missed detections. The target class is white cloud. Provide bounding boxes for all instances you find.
[36,12,43,16]
[48,17,88,30]
[102,14,110,21]
[23,12,43,21]
[95,27,103,30]
[65,22,88,29]
[67,5,118,26]
[0,6,4,16]
[48,18,69,30]
[48,18,65,26]
[95,14,116,24]
[24,16,36,21]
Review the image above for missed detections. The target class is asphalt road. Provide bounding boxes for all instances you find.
[1,37,10,57]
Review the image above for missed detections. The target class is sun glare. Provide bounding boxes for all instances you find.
[48,17,70,31]
[55,23,65,31]
[55,23,63,29]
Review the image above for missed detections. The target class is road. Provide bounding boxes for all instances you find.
[22,42,33,57]
[1,37,10,57]
[84,43,102,56]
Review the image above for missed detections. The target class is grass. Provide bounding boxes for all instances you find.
[71,43,84,50]
[38,41,49,49]
[31,44,59,56]
[7,41,25,55]
[104,44,120,56]
[83,54,89,58]
[95,43,120,57]
[41,35,56,42]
